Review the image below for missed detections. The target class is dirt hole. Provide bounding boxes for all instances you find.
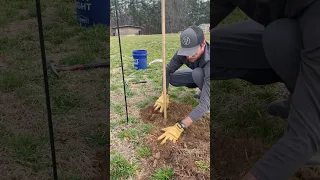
[140,102,210,180]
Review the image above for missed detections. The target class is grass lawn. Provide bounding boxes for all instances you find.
[110,32,210,179]
[0,0,108,179]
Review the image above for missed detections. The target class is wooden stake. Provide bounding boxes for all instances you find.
[161,0,167,121]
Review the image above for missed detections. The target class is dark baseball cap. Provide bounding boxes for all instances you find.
[177,26,205,56]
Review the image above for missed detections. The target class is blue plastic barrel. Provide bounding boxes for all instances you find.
[76,0,110,27]
[132,50,148,70]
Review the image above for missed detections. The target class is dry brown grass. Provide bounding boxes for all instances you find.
[0,0,109,179]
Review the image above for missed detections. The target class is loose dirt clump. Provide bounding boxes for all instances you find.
[140,102,210,180]
[212,125,320,180]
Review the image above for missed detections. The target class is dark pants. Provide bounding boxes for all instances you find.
[169,67,204,89]
[211,1,320,179]
[211,19,301,93]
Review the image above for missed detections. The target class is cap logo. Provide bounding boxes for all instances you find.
[182,36,191,46]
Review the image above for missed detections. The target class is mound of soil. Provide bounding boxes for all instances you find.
[212,126,320,180]
[140,102,210,180]
[212,126,269,179]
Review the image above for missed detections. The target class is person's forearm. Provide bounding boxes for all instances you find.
[188,67,210,121]
[181,116,193,128]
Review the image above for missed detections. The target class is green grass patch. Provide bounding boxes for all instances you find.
[219,8,249,26]
[151,167,174,180]
[195,160,210,173]
[112,103,124,115]
[136,146,151,158]
[126,87,135,98]
[0,71,29,92]
[110,117,139,128]
[61,53,95,66]
[118,129,138,140]
[170,87,198,107]
[179,94,198,108]
[110,83,119,91]
[78,25,109,42]
[136,98,153,109]
[252,87,278,101]
[110,150,117,155]
[212,80,286,144]
[55,3,78,25]
[0,0,46,25]
[0,37,19,52]
[83,123,108,148]
[141,123,152,135]
[28,5,37,17]
[77,25,109,58]
[44,23,79,45]
[147,73,156,80]
[6,0,36,10]
[216,102,285,144]
[51,88,82,114]
[6,133,47,166]
[16,84,45,108]
[110,155,138,180]
[213,80,244,94]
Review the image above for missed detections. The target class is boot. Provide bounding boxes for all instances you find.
[305,151,320,165]
[267,95,291,119]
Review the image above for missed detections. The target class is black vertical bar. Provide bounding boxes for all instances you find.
[35,0,58,179]
[115,0,129,124]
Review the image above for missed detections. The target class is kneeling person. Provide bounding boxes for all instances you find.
[154,26,210,145]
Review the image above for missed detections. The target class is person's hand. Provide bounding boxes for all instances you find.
[154,92,169,113]
[157,123,184,145]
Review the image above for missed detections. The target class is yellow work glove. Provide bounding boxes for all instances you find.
[153,92,169,113]
[157,123,184,145]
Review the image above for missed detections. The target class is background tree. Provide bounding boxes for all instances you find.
[110,0,210,34]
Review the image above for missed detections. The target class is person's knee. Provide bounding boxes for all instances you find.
[169,80,179,87]
[192,68,204,88]
[263,19,303,92]
[168,75,179,87]
[262,19,302,66]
